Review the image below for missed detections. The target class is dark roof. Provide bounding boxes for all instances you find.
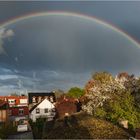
[29,102,41,113]
[56,96,76,103]
[28,92,55,104]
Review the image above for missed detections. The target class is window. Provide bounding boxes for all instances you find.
[50,96,54,102]
[20,99,27,104]
[44,108,48,113]
[38,96,42,103]
[32,97,36,103]
[36,108,40,114]
[8,99,15,104]
[19,109,24,115]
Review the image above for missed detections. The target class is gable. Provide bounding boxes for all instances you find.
[38,99,55,109]
[30,99,55,113]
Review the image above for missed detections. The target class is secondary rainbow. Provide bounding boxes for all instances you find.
[0,11,139,48]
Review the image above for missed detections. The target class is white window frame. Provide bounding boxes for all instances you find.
[36,108,40,114]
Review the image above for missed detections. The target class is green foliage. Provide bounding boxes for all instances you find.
[67,87,84,98]
[86,71,140,130]
[92,91,140,130]
[29,118,46,139]
[94,107,106,118]
[99,91,140,130]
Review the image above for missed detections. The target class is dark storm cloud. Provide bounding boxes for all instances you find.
[0,1,140,94]
[0,1,140,41]
[1,15,140,73]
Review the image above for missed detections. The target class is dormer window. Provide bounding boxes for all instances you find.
[50,97,53,102]
[32,96,36,103]
[8,99,15,104]
[38,96,42,103]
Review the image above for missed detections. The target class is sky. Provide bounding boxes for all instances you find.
[0,1,140,95]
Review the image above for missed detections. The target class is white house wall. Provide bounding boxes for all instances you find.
[37,99,55,109]
[30,99,56,122]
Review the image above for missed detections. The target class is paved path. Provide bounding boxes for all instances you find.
[8,131,33,139]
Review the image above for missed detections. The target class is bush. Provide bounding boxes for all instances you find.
[105,91,140,130]
[29,118,46,139]
[83,72,140,131]
[94,107,106,119]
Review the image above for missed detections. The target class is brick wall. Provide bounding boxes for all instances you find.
[56,101,77,118]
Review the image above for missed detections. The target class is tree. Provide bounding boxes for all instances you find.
[82,72,125,115]
[115,72,140,109]
[132,77,140,109]
[92,71,113,84]
[67,87,84,98]
[82,71,140,129]
[115,72,139,93]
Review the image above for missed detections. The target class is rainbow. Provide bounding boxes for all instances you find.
[0,11,139,48]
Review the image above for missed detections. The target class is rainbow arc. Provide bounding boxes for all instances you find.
[0,11,139,48]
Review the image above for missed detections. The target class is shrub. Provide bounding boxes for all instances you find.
[94,107,106,118]
[105,91,140,130]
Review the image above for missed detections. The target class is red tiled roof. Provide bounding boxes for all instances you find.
[0,96,27,99]
[0,96,28,106]
[0,100,8,107]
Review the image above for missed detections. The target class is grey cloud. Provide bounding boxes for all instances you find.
[0,68,90,95]
[0,28,14,55]
[0,13,140,94]
[2,15,140,73]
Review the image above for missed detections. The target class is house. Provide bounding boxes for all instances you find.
[28,92,56,110]
[0,100,9,123]
[56,96,79,118]
[29,99,56,122]
[9,106,29,126]
[0,95,29,125]
[0,95,28,107]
